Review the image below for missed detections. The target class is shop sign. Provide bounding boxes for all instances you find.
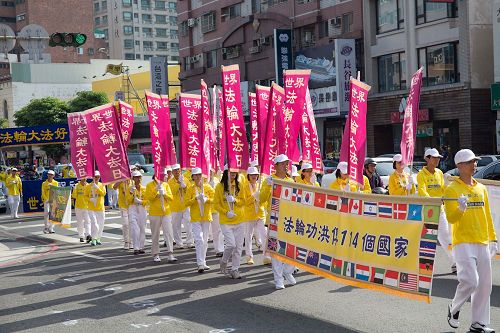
[273,29,292,86]
[492,83,500,110]
[391,109,430,123]
[416,124,433,138]
[0,124,70,148]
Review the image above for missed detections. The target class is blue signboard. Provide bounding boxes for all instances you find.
[273,28,293,86]
[0,124,70,148]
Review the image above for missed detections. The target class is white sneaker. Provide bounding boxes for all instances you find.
[284,273,296,286]
[447,304,459,329]
[275,281,285,290]
[203,264,210,270]
[229,270,241,279]
[153,255,161,262]
[470,322,495,333]
[167,254,178,262]
[197,265,205,273]
[123,242,129,250]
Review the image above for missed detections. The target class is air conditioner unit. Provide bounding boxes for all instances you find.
[193,54,201,62]
[330,16,342,27]
[249,46,262,54]
[77,47,84,55]
[259,37,269,45]
[187,18,196,27]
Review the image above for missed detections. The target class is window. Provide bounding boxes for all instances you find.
[144,55,153,61]
[221,4,241,21]
[170,42,179,50]
[142,14,152,23]
[205,50,217,68]
[156,28,167,37]
[141,0,151,10]
[180,21,188,37]
[94,2,100,12]
[222,45,240,60]
[1,1,14,7]
[136,54,141,59]
[101,1,107,9]
[135,40,140,45]
[170,55,179,62]
[341,12,353,34]
[143,41,154,51]
[103,29,108,39]
[376,0,404,34]
[155,14,167,24]
[170,29,178,39]
[16,13,25,21]
[123,11,132,21]
[169,16,177,25]
[94,17,101,26]
[122,0,132,6]
[183,56,191,70]
[157,41,168,50]
[0,16,15,23]
[269,0,287,6]
[418,42,459,86]
[124,39,134,49]
[168,2,176,10]
[102,15,108,24]
[125,53,135,60]
[143,27,153,37]
[155,0,166,9]
[416,0,457,25]
[378,52,406,92]
[123,26,133,34]
[201,11,215,33]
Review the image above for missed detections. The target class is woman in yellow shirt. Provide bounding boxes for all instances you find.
[84,171,106,246]
[329,162,357,192]
[297,163,320,187]
[388,154,415,196]
[6,168,22,218]
[127,170,148,254]
[72,178,90,242]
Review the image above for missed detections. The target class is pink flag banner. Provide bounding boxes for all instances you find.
[261,84,281,176]
[270,83,286,155]
[217,88,225,171]
[284,69,310,163]
[179,93,202,170]
[221,65,249,172]
[400,68,423,167]
[200,80,212,178]
[347,79,371,186]
[339,113,350,163]
[145,91,168,180]
[117,101,134,149]
[67,112,94,179]
[255,85,270,167]
[210,86,218,172]
[83,103,131,184]
[160,94,177,166]
[305,89,323,173]
[299,108,313,164]
[249,92,259,164]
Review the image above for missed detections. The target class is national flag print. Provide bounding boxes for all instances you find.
[291,187,302,203]
[306,251,319,267]
[408,204,423,221]
[302,191,314,205]
[331,258,343,275]
[285,243,296,259]
[363,201,378,216]
[314,192,326,209]
[393,203,408,220]
[343,261,355,278]
[278,241,286,255]
[270,210,279,224]
[349,199,362,215]
[319,254,332,271]
[378,202,393,218]
[418,275,432,294]
[272,184,282,198]
[326,195,338,210]
[399,273,417,291]
[384,270,399,287]
[268,222,278,238]
[296,247,307,262]
[267,238,277,251]
[271,198,280,212]
[421,223,438,241]
[355,264,370,281]
[423,205,440,223]
[281,186,292,201]
[419,258,434,276]
[419,240,437,258]
[339,197,349,213]
[370,267,385,284]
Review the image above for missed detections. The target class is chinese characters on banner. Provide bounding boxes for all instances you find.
[118,101,134,149]
[347,79,371,186]
[161,94,177,167]
[67,112,94,179]
[217,88,225,170]
[271,83,286,155]
[249,92,259,164]
[305,89,324,173]
[0,124,69,148]
[400,68,423,166]
[84,103,131,184]
[201,80,212,178]
[334,39,357,114]
[221,65,249,172]
[145,91,169,180]
[273,28,292,86]
[179,93,202,169]
[48,185,72,228]
[261,83,281,176]
[210,86,220,172]
[255,85,271,167]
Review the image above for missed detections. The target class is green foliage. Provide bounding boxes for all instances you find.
[14,97,69,127]
[68,91,109,113]
[0,118,8,128]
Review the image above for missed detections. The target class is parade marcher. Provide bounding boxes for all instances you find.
[168,164,194,248]
[127,170,148,254]
[164,166,173,182]
[6,168,22,219]
[85,171,106,246]
[0,167,8,196]
[388,154,415,196]
[243,166,266,265]
[260,154,297,289]
[329,162,357,192]
[145,174,177,263]
[41,170,58,234]
[72,178,91,242]
[114,166,135,250]
[213,167,247,279]
[444,149,497,333]
[209,170,224,257]
[417,148,456,273]
[363,158,383,192]
[291,165,300,182]
[296,163,319,187]
[185,168,215,272]
[107,183,118,210]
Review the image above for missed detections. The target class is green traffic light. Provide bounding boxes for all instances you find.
[74,33,87,46]
[48,33,87,47]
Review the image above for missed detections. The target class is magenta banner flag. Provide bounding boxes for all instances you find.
[210,85,218,172]
[249,92,259,164]
[217,88,225,171]
[83,103,131,184]
[339,113,350,163]
[299,107,313,164]
[261,83,282,176]
[221,65,249,172]
[68,112,94,179]
[255,85,270,167]
[400,68,423,167]
[200,80,212,178]
[117,101,134,149]
[160,94,177,166]
[347,79,371,186]
[145,91,168,180]
[270,83,286,155]
[179,93,202,170]
[305,89,323,173]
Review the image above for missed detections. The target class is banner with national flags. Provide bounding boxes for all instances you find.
[479,179,500,257]
[267,179,443,303]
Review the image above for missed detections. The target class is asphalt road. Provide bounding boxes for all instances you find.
[0,211,498,333]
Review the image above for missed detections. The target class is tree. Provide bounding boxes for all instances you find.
[0,118,8,129]
[68,91,109,113]
[14,97,69,127]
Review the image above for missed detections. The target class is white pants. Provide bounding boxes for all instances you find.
[211,213,224,253]
[129,204,147,250]
[150,215,173,256]
[244,218,267,257]
[438,209,454,264]
[88,210,105,239]
[43,200,53,231]
[120,208,131,245]
[75,208,90,237]
[451,243,492,325]
[272,258,295,286]
[172,209,193,246]
[108,189,118,208]
[220,223,245,271]
[8,195,20,218]
[192,222,210,266]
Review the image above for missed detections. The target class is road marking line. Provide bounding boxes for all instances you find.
[71,251,107,260]
[1,223,46,230]
[31,231,81,243]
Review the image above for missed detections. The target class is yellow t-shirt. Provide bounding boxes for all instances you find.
[72,182,88,209]
[185,183,214,222]
[144,180,173,216]
[125,184,147,207]
[243,182,266,221]
[213,181,246,224]
[41,179,59,203]
[6,175,22,195]
[417,166,444,198]
[116,180,132,209]
[329,177,358,192]
[361,175,372,193]
[259,174,294,225]
[167,176,191,212]
[295,177,320,187]
[84,182,106,211]
[388,171,415,196]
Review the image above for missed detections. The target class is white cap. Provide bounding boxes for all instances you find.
[171,164,181,170]
[291,165,299,177]
[131,170,142,177]
[301,162,313,171]
[336,161,348,174]
[12,167,18,171]
[165,166,172,172]
[454,149,480,165]
[129,165,136,171]
[94,170,100,177]
[47,170,55,175]
[191,167,202,175]
[424,148,443,158]
[393,154,403,162]
[247,166,259,175]
[274,154,289,164]
[249,160,259,168]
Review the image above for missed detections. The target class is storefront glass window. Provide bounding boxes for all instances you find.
[378,52,406,92]
[418,42,459,86]
[416,0,457,25]
[376,0,404,34]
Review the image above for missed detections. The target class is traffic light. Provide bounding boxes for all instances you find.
[49,33,87,47]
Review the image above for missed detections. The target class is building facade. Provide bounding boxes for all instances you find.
[94,0,180,62]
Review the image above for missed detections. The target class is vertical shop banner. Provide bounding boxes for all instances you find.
[334,39,357,115]
[150,56,168,95]
[273,29,293,86]
[305,89,323,173]
[249,92,259,164]
[67,112,94,179]
[400,68,423,167]
[146,91,168,180]
[161,94,177,166]
[284,69,311,163]
[201,80,212,178]
[347,79,371,186]
[117,101,134,149]
[261,84,281,176]
[48,185,72,228]
[217,88,226,170]
[179,93,202,170]
[256,85,271,167]
[221,65,249,172]
[84,103,131,184]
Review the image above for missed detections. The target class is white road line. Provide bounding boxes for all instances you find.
[1,223,46,230]
[0,242,10,251]
[31,231,81,244]
[71,251,108,260]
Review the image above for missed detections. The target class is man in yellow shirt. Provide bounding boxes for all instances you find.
[444,149,497,333]
[6,167,22,218]
[114,165,135,249]
[168,164,194,248]
[72,178,91,242]
[41,170,58,234]
[127,170,148,254]
[84,171,106,246]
